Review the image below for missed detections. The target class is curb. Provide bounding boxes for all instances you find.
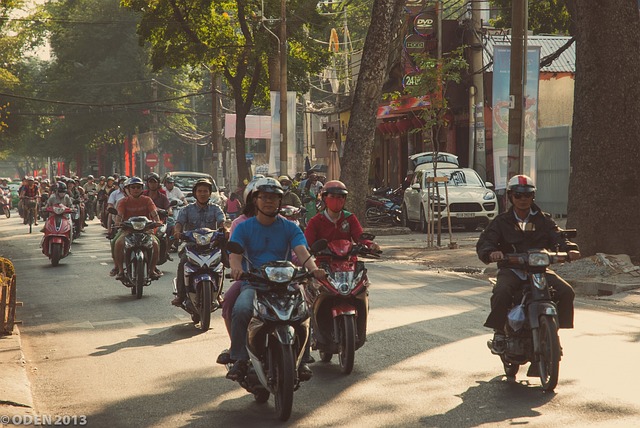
[0,325,34,419]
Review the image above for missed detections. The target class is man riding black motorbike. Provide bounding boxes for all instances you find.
[476,174,581,354]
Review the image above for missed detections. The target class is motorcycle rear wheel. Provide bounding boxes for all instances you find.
[272,342,295,421]
[50,244,62,267]
[338,315,356,374]
[537,316,560,391]
[198,281,212,331]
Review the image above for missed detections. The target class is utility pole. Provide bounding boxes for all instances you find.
[279,0,288,176]
[211,71,223,186]
[470,0,486,179]
[507,0,526,180]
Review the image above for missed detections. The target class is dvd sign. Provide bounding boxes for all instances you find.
[414,11,436,37]
[404,34,426,54]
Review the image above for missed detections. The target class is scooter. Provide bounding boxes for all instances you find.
[108,207,161,299]
[40,204,74,266]
[307,233,380,374]
[70,198,82,240]
[487,229,577,392]
[172,227,227,331]
[0,188,11,218]
[280,205,304,229]
[224,241,322,421]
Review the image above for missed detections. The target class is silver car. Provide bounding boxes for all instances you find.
[161,171,223,206]
[402,167,498,232]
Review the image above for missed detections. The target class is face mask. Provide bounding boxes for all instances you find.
[325,197,346,212]
[282,185,290,191]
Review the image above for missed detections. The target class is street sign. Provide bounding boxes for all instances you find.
[145,153,159,167]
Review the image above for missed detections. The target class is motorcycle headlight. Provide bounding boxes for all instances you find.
[528,252,550,267]
[264,266,295,283]
[131,220,146,231]
[328,271,356,295]
[483,191,496,200]
[193,231,215,246]
[53,206,65,215]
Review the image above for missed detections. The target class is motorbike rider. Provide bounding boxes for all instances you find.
[300,172,323,223]
[19,176,40,225]
[162,176,186,205]
[66,178,85,232]
[46,181,73,208]
[303,180,380,363]
[278,175,302,208]
[106,176,128,240]
[143,173,171,210]
[112,177,161,281]
[226,177,326,381]
[171,178,226,306]
[476,174,581,354]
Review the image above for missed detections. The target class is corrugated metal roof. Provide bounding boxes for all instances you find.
[482,34,575,73]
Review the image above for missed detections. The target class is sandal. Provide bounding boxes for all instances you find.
[109,268,118,277]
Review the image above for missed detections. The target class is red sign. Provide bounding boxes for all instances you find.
[145,153,159,167]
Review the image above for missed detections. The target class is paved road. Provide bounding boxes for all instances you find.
[3,215,640,427]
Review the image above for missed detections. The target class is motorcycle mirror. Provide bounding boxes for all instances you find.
[226,241,245,255]
[107,207,118,215]
[310,239,328,253]
[360,232,376,241]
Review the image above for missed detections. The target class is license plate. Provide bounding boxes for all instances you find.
[456,212,475,218]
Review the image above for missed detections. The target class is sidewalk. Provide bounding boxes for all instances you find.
[0,326,35,422]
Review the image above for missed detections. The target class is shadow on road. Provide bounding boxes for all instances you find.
[89,324,203,356]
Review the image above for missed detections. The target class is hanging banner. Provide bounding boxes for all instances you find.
[491,45,540,190]
[269,91,297,176]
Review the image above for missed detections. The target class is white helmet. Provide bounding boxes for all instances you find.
[243,178,260,202]
[507,175,536,193]
[254,177,284,196]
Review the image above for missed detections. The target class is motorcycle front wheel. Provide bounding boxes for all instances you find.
[537,316,560,392]
[50,243,62,267]
[198,281,212,331]
[134,259,145,299]
[272,342,295,421]
[338,315,356,374]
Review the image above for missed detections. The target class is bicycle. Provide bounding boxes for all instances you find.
[23,197,38,233]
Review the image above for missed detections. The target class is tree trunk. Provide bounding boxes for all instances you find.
[341,0,405,223]
[567,0,640,257]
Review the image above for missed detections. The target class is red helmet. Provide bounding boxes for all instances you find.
[507,175,536,193]
[322,180,348,196]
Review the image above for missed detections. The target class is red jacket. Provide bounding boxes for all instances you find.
[304,210,372,247]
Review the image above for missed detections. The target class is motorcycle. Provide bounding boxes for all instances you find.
[0,188,11,218]
[487,229,577,392]
[108,207,161,299]
[86,190,97,220]
[70,198,82,240]
[39,192,50,221]
[169,199,184,252]
[155,201,178,265]
[172,227,227,331]
[307,233,380,374]
[224,240,321,421]
[40,204,74,266]
[366,187,402,226]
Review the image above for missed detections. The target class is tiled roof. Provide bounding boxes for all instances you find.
[482,34,575,73]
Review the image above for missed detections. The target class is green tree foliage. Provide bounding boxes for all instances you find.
[122,0,331,184]
[490,0,571,35]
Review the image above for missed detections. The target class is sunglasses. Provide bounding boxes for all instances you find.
[513,192,534,199]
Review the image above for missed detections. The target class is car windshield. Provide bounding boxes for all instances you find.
[423,169,484,188]
[173,176,218,193]
[411,153,459,169]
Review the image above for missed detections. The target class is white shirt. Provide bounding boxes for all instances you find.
[107,188,126,206]
[163,185,185,201]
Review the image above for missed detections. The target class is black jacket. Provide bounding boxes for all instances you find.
[476,203,578,268]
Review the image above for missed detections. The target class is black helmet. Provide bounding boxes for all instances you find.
[57,182,67,193]
[192,178,213,194]
[87,175,94,180]
[146,172,160,182]
[164,176,175,183]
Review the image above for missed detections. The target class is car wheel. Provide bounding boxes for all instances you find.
[402,204,417,231]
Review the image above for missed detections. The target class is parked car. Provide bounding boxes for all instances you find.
[402,167,497,232]
[404,151,459,189]
[161,171,223,206]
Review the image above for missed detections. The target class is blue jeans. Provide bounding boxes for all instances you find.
[230,283,256,361]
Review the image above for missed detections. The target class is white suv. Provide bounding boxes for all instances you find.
[402,167,497,232]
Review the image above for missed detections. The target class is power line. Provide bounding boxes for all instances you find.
[0,90,213,107]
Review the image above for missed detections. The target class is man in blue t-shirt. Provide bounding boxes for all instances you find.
[227,177,326,381]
